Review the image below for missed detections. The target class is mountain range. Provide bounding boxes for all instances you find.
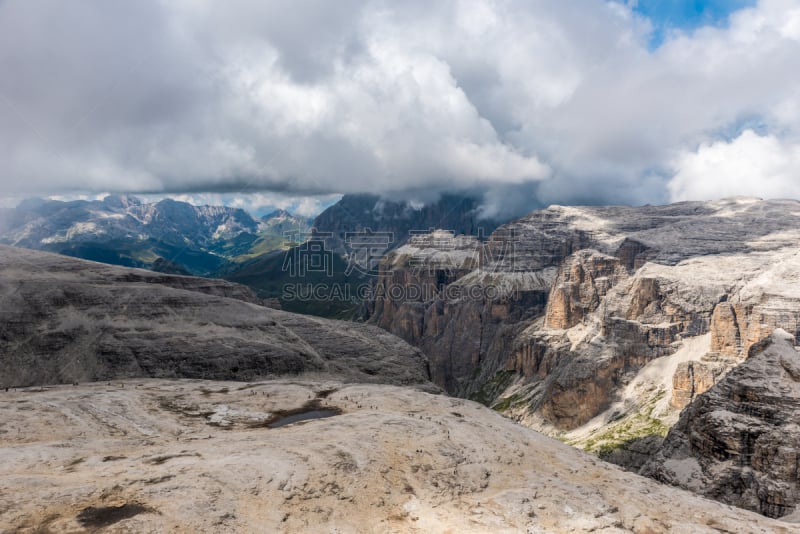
[0,193,499,318]
[0,195,312,276]
[4,194,800,522]
[0,244,791,530]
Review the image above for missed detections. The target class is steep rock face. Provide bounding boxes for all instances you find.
[543,250,627,329]
[366,198,800,443]
[368,231,552,395]
[670,361,717,409]
[560,249,800,469]
[418,277,548,396]
[0,245,429,388]
[486,254,729,430]
[709,301,786,358]
[367,232,480,346]
[710,302,744,355]
[643,330,800,519]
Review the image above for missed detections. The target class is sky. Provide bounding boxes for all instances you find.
[631,0,757,46]
[0,0,798,217]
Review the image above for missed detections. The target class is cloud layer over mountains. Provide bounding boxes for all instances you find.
[0,0,798,214]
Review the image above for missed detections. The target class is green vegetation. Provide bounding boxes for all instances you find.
[492,392,527,412]
[469,369,516,407]
[232,235,292,262]
[571,388,670,456]
[222,247,369,319]
[206,232,261,259]
[43,238,228,276]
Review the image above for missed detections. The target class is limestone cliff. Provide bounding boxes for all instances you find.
[642,329,800,519]
[366,198,800,450]
[670,361,717,409]
[543,250,627,329]
[368,231,551,396]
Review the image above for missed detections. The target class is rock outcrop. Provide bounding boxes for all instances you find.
[0,245,429,388]
[670,361,717,409]
[543,250,627,329]
[643,329,800,519]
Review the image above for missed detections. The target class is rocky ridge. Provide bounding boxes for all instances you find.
[312,193,500,252]
[0,245,429,388]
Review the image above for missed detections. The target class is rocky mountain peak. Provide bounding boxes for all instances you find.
[262,209,293,220]
[312,193,501,250]
[102,194,143,209]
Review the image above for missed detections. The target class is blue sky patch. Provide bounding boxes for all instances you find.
[629,0,757,48]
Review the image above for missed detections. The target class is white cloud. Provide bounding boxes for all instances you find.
[140,192,340,217]
[0,0,798,212]
[669,130,800,201]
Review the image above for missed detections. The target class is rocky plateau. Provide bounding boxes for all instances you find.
[0,379,792,533]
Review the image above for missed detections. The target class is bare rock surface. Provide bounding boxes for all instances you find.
[0,379,792,533]
[0,245,429,388]
[642,329,800,519]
